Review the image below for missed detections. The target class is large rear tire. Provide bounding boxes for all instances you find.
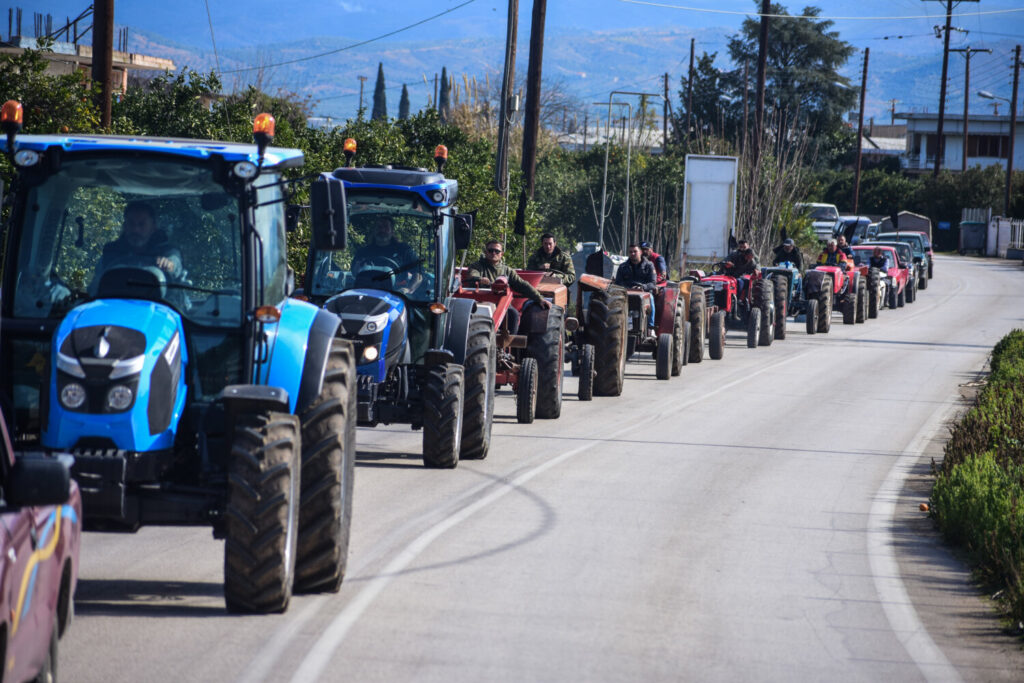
[588,287,628,397]
[746,307,761,348]
[867,268,880,318]
[295,340,356,594]
[805,298,818,335]
[530,306,564,420]
[461,314,496,459]
[708,310,726,360]
[422,364,463,469]
[224,411,301,614]
[889,284,898,309]
[655,333,672,380]
[517,357,538,423]
[578,344,595,401]
[688,288,706,363]
[772,275,788,340]
[855,280,867,323]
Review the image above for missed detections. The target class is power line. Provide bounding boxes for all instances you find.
[617,0,1024,21]
[203,0,221,77]
[219,0,479,75]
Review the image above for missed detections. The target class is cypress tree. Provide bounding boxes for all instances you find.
[438,66,450,124]
[371,62,387,121]
[399,84,410,120]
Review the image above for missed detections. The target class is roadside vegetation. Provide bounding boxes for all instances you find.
[932,329,1024,625]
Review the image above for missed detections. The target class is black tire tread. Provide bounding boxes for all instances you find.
[688,288,706,363]
[422,364,463,469]
[460,315,496,459]
[588,287,628,396]
[529,306,564,419]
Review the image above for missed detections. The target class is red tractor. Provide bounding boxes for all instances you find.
[802,261,866,334]
[622,281,692,380]
[687,266,776,358]
[455,272,567,423]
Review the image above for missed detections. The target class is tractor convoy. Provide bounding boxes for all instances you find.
[0,103,938,624]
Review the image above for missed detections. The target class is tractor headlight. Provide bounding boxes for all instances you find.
[428,190,445,203]
[362,345,379,362]
[357,312,389,335]
[106,385,134,411]
[60,383,87,409]
[233,161,258,179]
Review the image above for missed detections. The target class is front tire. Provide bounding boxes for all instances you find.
[817,277,832,333]
[461,314,497,459]
[422,364,464,468]
[867,268,880,318]
[578,344,595,401]
[773,275,788,340]
[655,332,672,380]
[746,307,761,348]
[296,340,356,594]
[708,310,726,360]
[517,357,538,423]
[805,298,818,335]
[688,288,707,363]
[224,411,301,614]
[756,279,775,346]
[671,306,686,376]
[855,280,867,323]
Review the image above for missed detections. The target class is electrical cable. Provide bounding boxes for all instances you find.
[617,0,1024,21]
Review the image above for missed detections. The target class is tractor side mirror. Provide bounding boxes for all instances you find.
[454,212,474,250]
[310,174,348,251]
[7,456,70,507]
[285,204,301,233]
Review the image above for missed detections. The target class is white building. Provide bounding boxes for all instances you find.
[898,112,1024,173]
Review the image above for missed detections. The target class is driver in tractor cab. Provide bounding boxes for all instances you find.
[723,241,758,298]
[464,239,551,334]
[817,239,850,269]
[353,215,422,291]
[527,233,576,286]
[772,237,804,270]
[90,201,184,294]
[639,241,667,284]
[615,244,657,329]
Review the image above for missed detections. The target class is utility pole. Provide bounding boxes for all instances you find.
[686,38,694,142]
[951,46,991,172]
[888,99,899,124]
[514,0,547,242]
[854,48,869,214]
[91,0,113,128]
[924,0,979,177]
[1006,45,1021,217]
[433,73,438,108]
[583,112,588,152]
[754,0,770,166]
[357,75,368,114]
[663,72,669,153]
[742,60,749,153]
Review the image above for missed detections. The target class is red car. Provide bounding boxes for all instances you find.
[851,245,911,313]
[0,413,81,682]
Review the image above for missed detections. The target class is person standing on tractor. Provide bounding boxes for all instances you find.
[772,238,804,271]
[817,239,850,269]
[639,241,667,283]
[527,233,576,286]
[615,244,657,328]
[465,240,551,332]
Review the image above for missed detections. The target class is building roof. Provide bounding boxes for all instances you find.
[0,37,175,72]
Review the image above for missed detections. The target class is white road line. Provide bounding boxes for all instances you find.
[288,349,813,682]
[867,399,965,683]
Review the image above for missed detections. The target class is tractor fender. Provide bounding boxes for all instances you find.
[518,300,552,337]
[263,297,329,414]
[803,269,825,296]
[296,308,344,414]
[442,296,478,365]
[655,286,680,336]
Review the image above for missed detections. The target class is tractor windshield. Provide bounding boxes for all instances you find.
[309,190,437,303]
[9,156,244,327]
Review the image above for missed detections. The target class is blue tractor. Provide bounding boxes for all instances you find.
[0,104,357,613]
[302,142,497,469]
[760,261,803,340]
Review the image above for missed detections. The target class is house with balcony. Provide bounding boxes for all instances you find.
[899,112,1024,173]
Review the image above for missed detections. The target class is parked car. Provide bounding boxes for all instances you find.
[795,202,841,242]
[0,412,81,682]
[874,232,931,289]
[898,230,935,279]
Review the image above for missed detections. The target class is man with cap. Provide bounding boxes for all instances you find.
[722,244,758,298]
[817,239,850,269]
[772,238,804,270]
[640,241,667,283]
[527,233,576,286]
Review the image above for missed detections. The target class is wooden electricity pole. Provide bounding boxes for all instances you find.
[514,0,547,241]
[854,48,869,214]
[686,38,694,141]
[753,0,770,166]
[1007,45,1021,217]
[91,0,114,128]
[951,46,991,172]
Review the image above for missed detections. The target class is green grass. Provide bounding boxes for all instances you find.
[932,329,1024,623]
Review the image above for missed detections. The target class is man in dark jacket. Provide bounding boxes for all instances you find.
[465,240,551,332]
[772,238,804,270]
[527,233,576,286]
[92,201,183,293]
[723,246,757,298]
[615,244,657,328]
[353,215,422,290]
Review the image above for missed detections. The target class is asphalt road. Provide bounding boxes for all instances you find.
[63,255,1024,682]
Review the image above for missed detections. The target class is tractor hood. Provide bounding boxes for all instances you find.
[325,289,409,380]
[43,299,187,452]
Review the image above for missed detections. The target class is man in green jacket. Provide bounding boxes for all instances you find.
[464,240,552,333]
[526,233,576,286]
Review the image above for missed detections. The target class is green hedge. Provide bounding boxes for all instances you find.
[932,329,1024,622]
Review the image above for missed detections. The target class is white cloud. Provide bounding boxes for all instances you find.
[337,1,364,11]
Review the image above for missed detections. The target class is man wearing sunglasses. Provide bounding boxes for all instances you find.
[464,240,552,333]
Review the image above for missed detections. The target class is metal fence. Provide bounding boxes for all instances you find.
[1010,219,1024,250]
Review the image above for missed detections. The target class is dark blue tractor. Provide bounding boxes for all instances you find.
[760,261,803,340]
[0,105,358,613]
[301,143,497,469]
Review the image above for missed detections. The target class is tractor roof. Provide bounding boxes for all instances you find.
[0,134,304,169]
[332,166,458,207]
